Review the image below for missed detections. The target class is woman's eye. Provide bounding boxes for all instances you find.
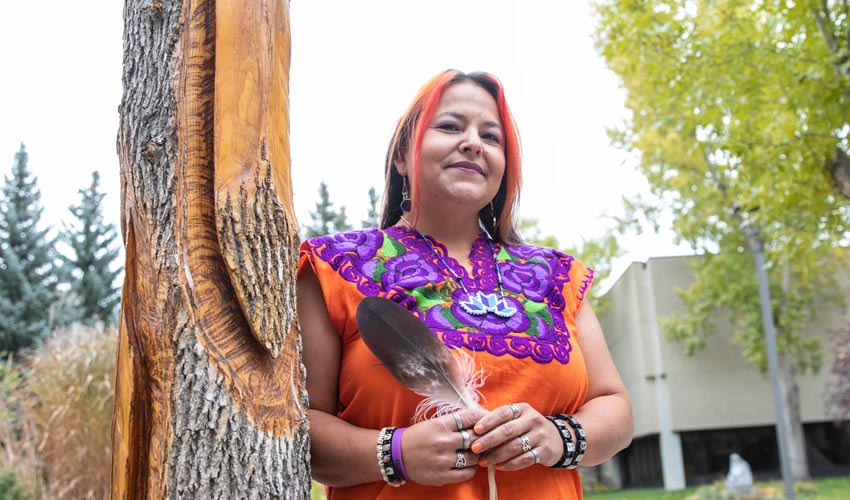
[436,123,460,132]
[482,133,502,144]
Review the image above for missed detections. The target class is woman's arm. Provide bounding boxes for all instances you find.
[470,302,633,469]
[298,265,382,486]
[298,264,486,487]
[569,301,633,465]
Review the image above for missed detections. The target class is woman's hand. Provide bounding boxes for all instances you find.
[401,408,488,486]
[470,403,564,470]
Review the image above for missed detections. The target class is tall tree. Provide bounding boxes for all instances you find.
[361,186,380,229]
[0,144,58,353]
[112,1,309,497]
[60,171,122,327]
[596,0,850,481]
[304,181,351,237]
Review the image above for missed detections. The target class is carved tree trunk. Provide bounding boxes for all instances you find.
[111,0,309,498]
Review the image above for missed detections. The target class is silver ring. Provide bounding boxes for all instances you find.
[452,411,463,431]
[460,429,471,450]
[530,448,541,464]
[508,403,519,420]
[454,452,467,469]
[520,434,532,452]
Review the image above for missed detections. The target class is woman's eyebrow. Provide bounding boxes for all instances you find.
[435,111,466,121]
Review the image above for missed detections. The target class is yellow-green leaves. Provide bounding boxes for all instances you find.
[595,0,850,371]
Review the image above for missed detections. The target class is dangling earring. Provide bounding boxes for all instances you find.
[400,176,412,212]
[490,200,497,230]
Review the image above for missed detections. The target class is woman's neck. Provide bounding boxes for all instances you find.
[400,212,481,269]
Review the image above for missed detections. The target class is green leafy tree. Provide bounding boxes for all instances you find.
[304,181,351,237]
[0,145,59,352]
[60,172,122,327]
[519,217,622,313]
[596,0,850,480]
[361,187,380,229]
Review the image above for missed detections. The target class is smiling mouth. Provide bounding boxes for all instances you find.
[447,161,484,174]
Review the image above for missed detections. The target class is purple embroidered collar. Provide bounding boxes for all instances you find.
[399,216,517,319]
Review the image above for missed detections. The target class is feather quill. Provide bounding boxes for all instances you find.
[356,296,497,499]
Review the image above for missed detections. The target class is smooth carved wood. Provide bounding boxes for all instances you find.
[112,0,309,498]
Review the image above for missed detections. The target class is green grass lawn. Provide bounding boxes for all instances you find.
[585,475,850,500]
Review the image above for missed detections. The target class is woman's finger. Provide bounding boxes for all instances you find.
[470,404,528,454]
[477,432,534,466]
[473,403,524,436]
[494,447,542,471]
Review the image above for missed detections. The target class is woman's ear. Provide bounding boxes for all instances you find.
[394,156,409,177]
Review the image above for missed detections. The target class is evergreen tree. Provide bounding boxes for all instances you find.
[361,187,380,229]
[304,182,351,237]
[334,206,352,233]
[0,144,59,352]
[60,171,122,327]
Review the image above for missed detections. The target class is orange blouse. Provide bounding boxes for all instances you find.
[299,226,592,499]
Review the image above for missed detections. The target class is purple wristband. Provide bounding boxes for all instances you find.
[391,427,409,481]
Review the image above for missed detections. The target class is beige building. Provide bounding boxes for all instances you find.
[598,256,850,488]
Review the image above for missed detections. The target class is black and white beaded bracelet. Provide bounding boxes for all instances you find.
[376,427,405,486]
[545,416,576,469]
[557,414,587,468]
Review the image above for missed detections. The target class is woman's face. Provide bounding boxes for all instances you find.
[398,81,506,216]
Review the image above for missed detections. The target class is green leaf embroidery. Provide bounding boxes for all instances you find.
[525,300,547,314]
[372,261,387,282]
[411,286,447,309]
[525,314,540,337]
[440,307,465,329]
[497,246,513,261]
[381,235,407,258]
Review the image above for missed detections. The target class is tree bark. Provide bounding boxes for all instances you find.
[778,354,810,481]
[826,148,850,200]
[779,260,810,482]
[111,0,309,498]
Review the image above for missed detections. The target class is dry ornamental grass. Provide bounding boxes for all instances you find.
[0,325,116,499]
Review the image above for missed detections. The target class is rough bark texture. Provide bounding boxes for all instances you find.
[112,0,309,498]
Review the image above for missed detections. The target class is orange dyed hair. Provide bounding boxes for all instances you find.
[380,70,522,244]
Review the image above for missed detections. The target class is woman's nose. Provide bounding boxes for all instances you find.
[459,133,483,156]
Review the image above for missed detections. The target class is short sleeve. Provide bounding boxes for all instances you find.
[298,240,363,340]
[563,255,595,317]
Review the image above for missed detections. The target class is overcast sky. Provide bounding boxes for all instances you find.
[0,1,690,288]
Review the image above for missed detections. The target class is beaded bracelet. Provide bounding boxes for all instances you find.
[558,414,587,468]
[545,416,576,469]
[376,427,406,486]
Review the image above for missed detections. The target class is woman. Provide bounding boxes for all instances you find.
[297,70,632,499]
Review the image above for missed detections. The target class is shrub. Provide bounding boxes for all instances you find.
[0,353,42,498]
[684,479,819,500]
[0,325,116,499]
[0,470,27,500]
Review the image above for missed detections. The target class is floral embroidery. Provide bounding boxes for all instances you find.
[500,260,554,302]
[382,252,442,289]
[305,226,587,364]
